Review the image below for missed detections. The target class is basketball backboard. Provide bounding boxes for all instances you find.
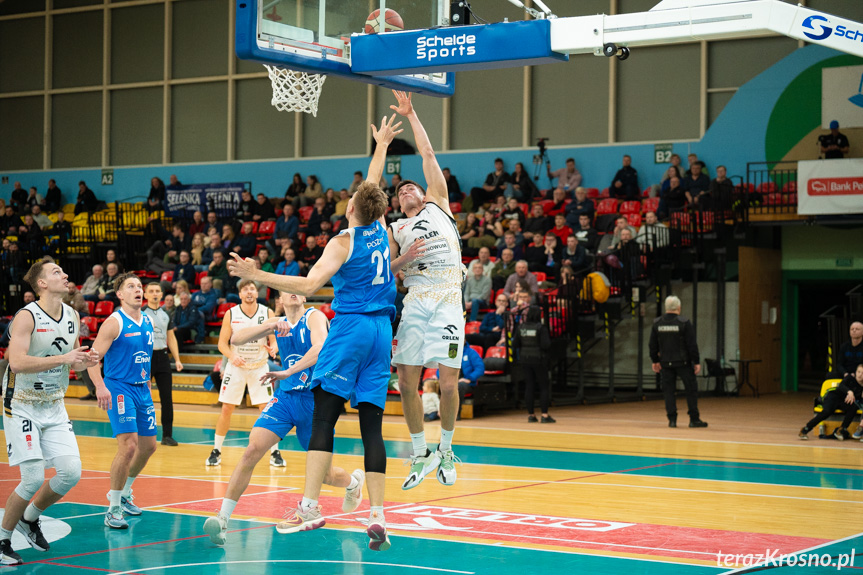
[236,0,454,96]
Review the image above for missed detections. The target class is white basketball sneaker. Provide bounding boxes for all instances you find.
[436,448,460,486]
[342,469,365,512]
[402,450,441,490]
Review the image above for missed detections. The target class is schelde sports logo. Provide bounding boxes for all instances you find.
[802,15,863,43]
[416,34,477,62]
[808,177,863,196]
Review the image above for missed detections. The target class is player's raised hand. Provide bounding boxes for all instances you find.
[64,346,95,366]
[390,90,414,116]
[96,386,112,411]
[403,237,426,263]
[371,114,403,147]
[227,252,256,279]
[261,370,290,385]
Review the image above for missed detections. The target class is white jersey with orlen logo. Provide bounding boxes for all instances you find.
[392,201,464,293]
[2,302,78,408]
[228,303,270,369]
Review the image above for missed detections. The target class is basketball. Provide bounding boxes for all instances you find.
[364,8,404,34]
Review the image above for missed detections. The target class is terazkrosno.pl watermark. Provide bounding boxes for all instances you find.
[717,549,856,570]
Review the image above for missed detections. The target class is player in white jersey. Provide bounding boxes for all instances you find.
[1,259,99,565]
[387,91,465,490]
[206,279,280,467]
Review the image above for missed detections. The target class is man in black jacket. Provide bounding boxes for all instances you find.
[800,364,863,441]
[513,306,554,423]
[649,295,707,428]
[610,155,639,201]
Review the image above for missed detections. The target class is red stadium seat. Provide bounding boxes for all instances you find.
[422,368,438,381]
[484,346,507,375]
[247,221,259,233]
[642,187,652,198]
[533,271,547,283]
[257,220,276,238]
[194,271,208,287]
[585,188,600,199]
[596,199,619,215]
[625,213,642,227]
[87,301,95,315]
[599,188,610,198]
[619,201,641,215]
[160,271,172,283]
[469,345,484,357]
[81,316,99,341]
[781,181,797,194]
[207,302,235,328]
[465,321,481,334]
[318,303,335,320]
[539,200,555,214]
[735,183,755,194]
[449,202,462,214]
[757,182,777,195]
[298,206,314,223]
[94,301,114,323]
[642,197,660,214]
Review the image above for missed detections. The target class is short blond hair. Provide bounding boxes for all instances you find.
[352,181,388,225]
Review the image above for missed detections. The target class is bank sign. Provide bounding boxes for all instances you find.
[351,19,567,76]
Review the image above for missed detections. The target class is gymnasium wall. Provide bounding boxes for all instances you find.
[3,0,863,203]
[782,227,863,271]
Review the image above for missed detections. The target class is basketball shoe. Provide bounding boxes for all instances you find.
[402,450,441,490]
[276,504,326,534]
[203,513,228,546]
[342,469,365,512]
[366,512,391,551]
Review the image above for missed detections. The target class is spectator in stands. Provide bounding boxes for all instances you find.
[526,233,561,280]
[457,345,485,420]
[332,189,350,223]
[148,177,166,212]
[298,234,323,274]
[50,210,72,242]
[635,211,669,249]
[81,264,105,301]
[443,168,462,203]
[102,249,124,274]
[684,153,708,178]
[200,233,221,272]
[469,158,510,209]
[44,179,62,212]
[660,176,686,219]
[253,193,276,222]
[500,219,525,248]
[459,212,481,245]
[819,120,850,159]
[511,162,538,201]
[467,293,509,350]
[174,279,191,300]
[220,224,236,251]
[509,288,533,325]
[565,187,595,230]
[96,262,120,303]
[236,190,257,221]
[256,247,275,273]
[63,283,87,318]
[547,214,572,246]
[162,293,177,320]
[18,214,44,255]
[231,221,257,258]
[204,211,220,235]
[9,182,27,212]
[467,214,499,252]
[546,157,582,196]
[545,187,568,218]
[496,231,523,261]
[167,174,183,190]
[610,155,640,201]
[348,171,364,195]
[613,229,643,280]
[598,216,637,254]
[300,174,323,208]
[316,219,333,247]
[2,205,23,235]
[491,248,517,291]
[170,250,196,291]
[524,203,551,245]
[513,305,554,423]
[187,210,205,237]
[708,165,734,210]
[386,195,404,225]
[386,173,402,196]
[574,213,599,254]
[30,204,52,229]
[800,364,863,441]
[283,172,305,208]
[465,260,493,322]
[422,377,440,422]
[275,246,299,277]
[169,222,191,256]
[208,249,230,286]
[172,291,204,346]
[469,247,494,277]
[503,260,539,299]
[23,291,36,304]
[74,181,98,215]
[684,161,711,208]
[660,166,683,203]
[26,186,44,210]
[500,197,526,229]
[191,276,219,319]
[839,322,863,377]
[272,204,299,253]
[561,235,588,271]
[306,196,332,236]
[190,233,207,270]
[662,155,684,185]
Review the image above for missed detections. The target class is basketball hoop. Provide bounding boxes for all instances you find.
[265,65,326,117]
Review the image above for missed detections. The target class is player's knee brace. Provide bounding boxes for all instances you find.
[358,402,386,474]
[48,455,82,496]
[308,387,344,453]
[14,460,46,501]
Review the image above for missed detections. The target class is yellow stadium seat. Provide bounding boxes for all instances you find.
[812,379,860,414]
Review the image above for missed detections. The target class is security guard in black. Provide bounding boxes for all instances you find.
[649,297,707,428]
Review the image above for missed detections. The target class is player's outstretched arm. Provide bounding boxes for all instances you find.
[87,315,120,411]
[389,226,425,274]
[270,310,328,382]
[367,114,403,186]
[390,90,450,213]
[6,311,95,375]
[228,236,348,297]
[232,316,282,347]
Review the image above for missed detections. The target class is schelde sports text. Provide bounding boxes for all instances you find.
[416,34,476,61]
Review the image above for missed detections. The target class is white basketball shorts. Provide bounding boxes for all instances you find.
[219,362,273,406]
[393,288,465,370]
[4,400,80,467]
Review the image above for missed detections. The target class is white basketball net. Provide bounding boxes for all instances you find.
[265,65,327,116]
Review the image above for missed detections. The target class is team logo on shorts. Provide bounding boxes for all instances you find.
[263,397,278,413]
[448,343,458,359]
[392,339,398,354]
[117,395,126,415]
[25,434,32,450]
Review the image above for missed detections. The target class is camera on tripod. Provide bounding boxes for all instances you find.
[533,137,550,180]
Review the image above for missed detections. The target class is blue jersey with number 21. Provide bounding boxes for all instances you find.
[330,221,396,319]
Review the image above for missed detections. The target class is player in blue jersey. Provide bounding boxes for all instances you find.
[203,290,362,546]
[227,114,414,551]
[87,273,157,530]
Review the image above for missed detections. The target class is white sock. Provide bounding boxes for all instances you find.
[0,527,12,541]
[347,475,359,490]
[300,497,317,512]
[271,444,278,453]
[214,435,225,451]
[439,428,454,452]
[220,498,238,520]
[410,432,427,457]
[370,505,384,520]
[108,489,122,511]
[122,476,136,498]
[23,503,43,522]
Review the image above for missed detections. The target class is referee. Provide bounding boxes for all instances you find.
[143,282,184,446]
[649,295,707,428]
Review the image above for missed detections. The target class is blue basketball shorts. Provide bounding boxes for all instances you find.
[253,390,314,450]
[311,312,392,410]
[104,380,157,438]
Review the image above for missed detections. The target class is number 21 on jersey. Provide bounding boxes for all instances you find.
[371,247,390,285]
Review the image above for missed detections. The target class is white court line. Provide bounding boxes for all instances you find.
[719,530,863,574]
[109,560,475,574]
